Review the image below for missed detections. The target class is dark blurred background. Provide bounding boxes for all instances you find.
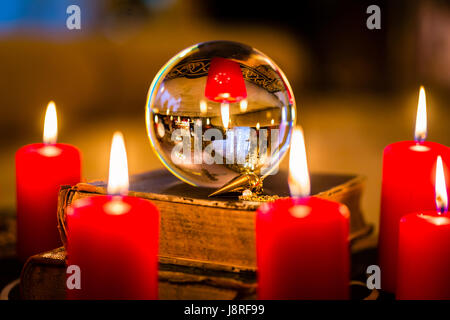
[0,0,449,231]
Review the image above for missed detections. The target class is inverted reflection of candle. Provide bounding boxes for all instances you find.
[16,101,81,261]
[205,57,247,130]
[256,126,349,300]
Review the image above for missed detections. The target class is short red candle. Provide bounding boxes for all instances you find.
[256,127,349,300]
[66,195,159,300]
[396,211,450,299]
[66,131,159,300]
[205,57,247,103]
[396,156,450,299]
[16,102,81,261]
[256,197,350,300]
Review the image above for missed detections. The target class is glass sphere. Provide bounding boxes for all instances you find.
[146,41,295,189]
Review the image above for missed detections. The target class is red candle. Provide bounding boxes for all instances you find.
[256,128,350,300]
[396,156,450,299]
[378,87,450,292]
[16,101,81,261]
[66,132,159,300]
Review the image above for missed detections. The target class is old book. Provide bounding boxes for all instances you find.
[21,247,257,300]
[21,169,373,300]
[20,242,379,300]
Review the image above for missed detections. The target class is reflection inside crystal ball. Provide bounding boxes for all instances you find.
[146,41,295,188]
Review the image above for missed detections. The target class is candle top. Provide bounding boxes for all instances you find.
[38,145,62,157]
[384,140,447,154]
[259,196,350,223]
[17,142,79,159]
[400,155,449,225]
[401,211,450,227]
[67,194,158,219]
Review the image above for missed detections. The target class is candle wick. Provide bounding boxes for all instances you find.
[414,137,425,144]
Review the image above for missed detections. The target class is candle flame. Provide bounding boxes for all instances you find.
[414,86,427,142]
[288,126,311,198]
[221,103,230,129]
[435,155,448,214]
[240,99,248,113]
[200,100,207,114]
[107,131,129,195]
[43,101,57,144]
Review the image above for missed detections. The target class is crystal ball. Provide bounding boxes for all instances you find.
[146,41,295,188]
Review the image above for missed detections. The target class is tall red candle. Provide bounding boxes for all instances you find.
[396,156,450,299]
[256,128,350,300]
[66,132,159,300]
[16,102,81,261]
[378,87,450,292]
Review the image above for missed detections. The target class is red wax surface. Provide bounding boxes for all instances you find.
[256,197,350,300]
[397,211,450,300]
[66,195,159,300]
[16,143,81,261]
[205,57,247,103]
[378,141,450,293]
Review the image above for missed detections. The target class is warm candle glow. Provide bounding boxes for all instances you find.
[107,131,129,195]
[221,103,230,129]
[200,100,207,114]
[414,86,427,142]
[43,101,57,144]
[435,155,448,213]
[104,197,131,215]
[240,99,248,112]
[288,126,311,198]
